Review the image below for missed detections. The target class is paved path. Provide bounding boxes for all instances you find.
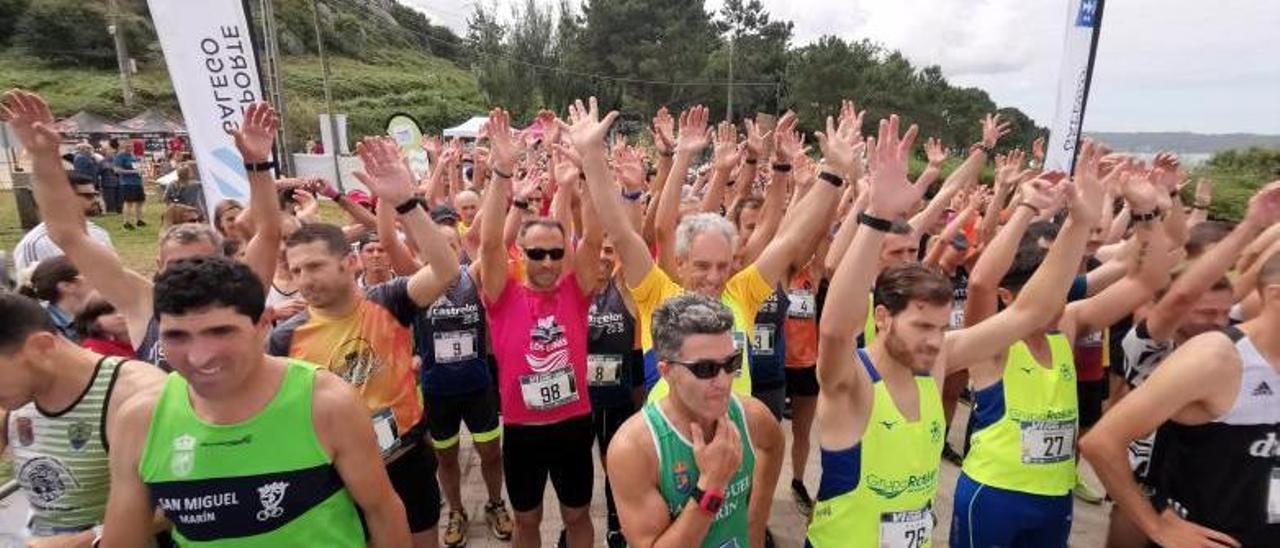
[451,403,1111,547]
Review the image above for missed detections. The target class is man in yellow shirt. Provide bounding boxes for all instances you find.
[566,99,863,399]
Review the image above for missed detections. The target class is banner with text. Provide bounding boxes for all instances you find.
[148,0,268,215]
[1045,0,1105,173]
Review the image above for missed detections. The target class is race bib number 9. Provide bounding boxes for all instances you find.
[879,505,933,548]
[1020,420,1076,464]
[433,330,478,363]
[520,368,579,411]
[588,354,623,387]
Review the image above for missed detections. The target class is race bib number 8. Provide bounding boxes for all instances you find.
[1020,420,1076,464]
[588,354,623,387]
[433,330,478,363]
[879,505,933,548]
[520,368,579,411]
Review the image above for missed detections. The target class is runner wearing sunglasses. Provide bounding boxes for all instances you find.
[606,293,783,547]
[477,108,603,548]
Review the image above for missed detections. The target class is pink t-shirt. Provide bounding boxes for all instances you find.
[485,272,592,425]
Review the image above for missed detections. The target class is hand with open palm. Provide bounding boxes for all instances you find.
[229,102,279,164]
[0,89,60,156]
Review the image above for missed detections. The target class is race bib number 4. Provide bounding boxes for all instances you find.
[588,354,623,387]
[433,330,478,363]
[879,505,933,548]
[787,292,816,319]
[520,368,579,411]
[1020,420,1076,464]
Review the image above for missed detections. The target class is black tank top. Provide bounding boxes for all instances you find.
[588,278,638,408]
[415,268,491,397]
[1153,326,1280,546]
[136,317,171,372]
[749,286,789,389]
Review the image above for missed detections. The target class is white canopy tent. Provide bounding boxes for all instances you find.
[441,116,489,139]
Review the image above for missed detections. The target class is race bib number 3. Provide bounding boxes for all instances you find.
[879,505,933,548]
[433,330,478,363]
[588,354,623,387]
[1267,467,1279,524]
[520,368,579,411]
[753,325,776,356]
[1020,420,1076,464]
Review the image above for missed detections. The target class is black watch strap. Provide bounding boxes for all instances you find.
[858,211,895,233]
[818,171,844,188]
[244,160,276,173]
[394,197,424,215]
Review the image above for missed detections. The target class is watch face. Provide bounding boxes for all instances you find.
[703,494,724,513]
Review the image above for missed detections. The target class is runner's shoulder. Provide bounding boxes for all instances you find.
[609,410,660,471]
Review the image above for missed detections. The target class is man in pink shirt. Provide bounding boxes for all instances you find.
[476,108,603,548]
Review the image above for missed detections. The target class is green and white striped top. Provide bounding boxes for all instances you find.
[6,356,124,536]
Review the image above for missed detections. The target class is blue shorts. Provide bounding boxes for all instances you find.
[949,472,1072,548]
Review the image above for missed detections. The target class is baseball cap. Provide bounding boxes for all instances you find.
[431,204,460,225]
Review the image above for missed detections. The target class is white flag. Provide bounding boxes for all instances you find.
[148,0,269,216]
[1045,0,1105,173]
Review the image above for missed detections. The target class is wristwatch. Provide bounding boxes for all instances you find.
[690,485,725,515]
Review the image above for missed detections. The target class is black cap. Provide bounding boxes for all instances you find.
[67,171,98,194]
[431,204,460,225]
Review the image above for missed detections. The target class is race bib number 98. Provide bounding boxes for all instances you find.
[1020,420,1076,464]
[520,368,579,411]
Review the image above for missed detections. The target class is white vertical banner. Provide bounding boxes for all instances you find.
[1045,0,1105,173]
[147,0,268,215]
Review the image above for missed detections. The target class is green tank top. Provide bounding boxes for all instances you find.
[7,357,122,535]
[139,360,365,546]
[643,396,755,548]
[807,350,944,548]
[962,333,1079,496]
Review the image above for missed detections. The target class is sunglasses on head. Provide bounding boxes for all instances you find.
[523,247,565,261]
[667,350,743,380]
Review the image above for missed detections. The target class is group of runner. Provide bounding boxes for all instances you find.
[1,86,1277,548]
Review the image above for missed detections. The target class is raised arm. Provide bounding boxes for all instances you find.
[375,199,423,275]
[912,114,1007,239]
[818,115,925,392]
[753,110,863,286]
[567,98,657,288]
[2,90,154,344]
[354,137,459,306]
[1188,178,1213,226]
[1148,183,1280,340]
[654,106,712,256]
[947,141,1106,366]
[559,130,604,296]
[234,103,285,290]
[477,108,517,302]
[699,122,742,213]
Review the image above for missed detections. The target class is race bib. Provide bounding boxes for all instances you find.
[371,408,399,457]
[520,368,579,411]
[879,505,933,548]
[588,354,623,387]
[433,330,478,363]
[948,304,965,330]
[1268,467,1279,524]
[1020,420,1076,464]
[787,292,816,319]
[753,325,776,356]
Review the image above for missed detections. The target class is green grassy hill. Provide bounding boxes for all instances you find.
[0,48,487,151]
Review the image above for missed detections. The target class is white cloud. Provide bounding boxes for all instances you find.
[409,0,1280,133]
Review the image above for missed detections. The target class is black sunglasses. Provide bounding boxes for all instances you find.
[667,350,743,380]
[523,247,565,261]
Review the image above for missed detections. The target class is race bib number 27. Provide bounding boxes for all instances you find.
[1020,420,1076,464]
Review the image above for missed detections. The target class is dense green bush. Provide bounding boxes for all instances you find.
[1191,147,1280,221]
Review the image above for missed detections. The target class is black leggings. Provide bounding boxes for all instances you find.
[592,404,636,529]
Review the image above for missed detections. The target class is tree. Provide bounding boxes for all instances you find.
[14,0,115,66]
[702,0,791,120]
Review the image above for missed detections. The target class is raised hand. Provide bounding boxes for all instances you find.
[560,96,620,153]
[551,149,581,189]
[1032,136,1046,164]
[743,117,771,160]
[675,105,712,154]
[1194,178,1214,207]
[1150,152,1184,195]
[925,137,948,166]
[613,145,647,192]
[0,89,60,155]
[353,137,415,206]
[652,106,675,154]
[1020,172,1068,216]
[866,114,923,219]
[422,135,443,161]
[772,111,802,162]
[816,109,865,177]
[1066,140,1106,227]
[537,109,562,148]
[837,99,866,140]
[1120,170,1162,213]
[1243,181,1280,228]
[227,102,279,164]
[482,108,518,175]
[980,113,1012,148]
[712,121,743,173]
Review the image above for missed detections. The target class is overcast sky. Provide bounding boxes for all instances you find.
[405,0,1280,134]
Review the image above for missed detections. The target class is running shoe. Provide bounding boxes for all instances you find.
[443,509,468,548]
[791,479,814,518]
[484,499,513,541]
[1073,477,1105,504]
[941,443,964,466]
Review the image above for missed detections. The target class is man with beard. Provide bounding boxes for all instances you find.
[2,90,283,372]
[268,137,461,547]
[805,125,1106,547]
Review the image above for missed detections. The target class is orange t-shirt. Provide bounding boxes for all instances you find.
[784,271,819,368]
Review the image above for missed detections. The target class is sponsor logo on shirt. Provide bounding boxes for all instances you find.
[1252,381,1274,397]
[865,469,938,500]
[256,481,289,522]
[16,416,34,447]
[528,316,570,373]
[67,421,93,452]
[171,434,197,478]
[18,456,77,507]
[1248,432,1280,458]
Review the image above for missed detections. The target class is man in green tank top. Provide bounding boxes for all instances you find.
[809,119,1113,547]
[99,256,411,547]
[950,142,1171,547]
[0,293,165,545]
[607,294,783,547]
